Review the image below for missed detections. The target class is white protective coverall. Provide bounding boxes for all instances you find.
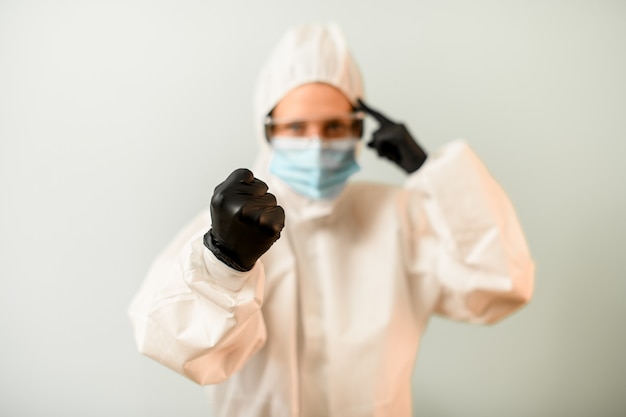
[129,23,535,417]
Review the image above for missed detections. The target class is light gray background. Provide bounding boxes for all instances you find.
[1,0,624,416]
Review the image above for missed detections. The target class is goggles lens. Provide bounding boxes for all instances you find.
[265,112,364,140]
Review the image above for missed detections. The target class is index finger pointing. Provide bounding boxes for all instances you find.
[357,99,394,125]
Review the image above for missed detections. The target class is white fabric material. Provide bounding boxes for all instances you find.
[129,23,535,417]
[254,22,364,133]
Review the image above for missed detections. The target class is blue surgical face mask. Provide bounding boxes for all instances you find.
[269,136,360,200]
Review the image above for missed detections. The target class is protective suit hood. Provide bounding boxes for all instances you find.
[254,22,364,137]
[252,23,365,211]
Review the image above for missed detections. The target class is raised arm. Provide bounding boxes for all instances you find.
[128,168,284,384]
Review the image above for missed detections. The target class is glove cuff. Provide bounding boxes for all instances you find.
[203,229,253,272]
[404,151,428,173]
[402,139,428,173]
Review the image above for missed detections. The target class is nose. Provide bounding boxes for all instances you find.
[305,121,326,138]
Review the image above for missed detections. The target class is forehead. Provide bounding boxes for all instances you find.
[272,83,353,120]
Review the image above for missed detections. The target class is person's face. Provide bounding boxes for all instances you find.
[267,83,361,140]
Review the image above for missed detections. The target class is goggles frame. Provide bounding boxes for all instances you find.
[264,111,364,141]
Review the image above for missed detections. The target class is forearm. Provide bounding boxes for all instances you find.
[129,232,267,384]
[405,140,535,323]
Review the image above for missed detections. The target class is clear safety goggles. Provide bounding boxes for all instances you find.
[264,111,364,141]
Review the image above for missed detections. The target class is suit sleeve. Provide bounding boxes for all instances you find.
[403,140,535,324]
[128,210,267,384]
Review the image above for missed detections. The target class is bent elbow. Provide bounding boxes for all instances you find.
[182,317,267,385]
[470,260,535,325]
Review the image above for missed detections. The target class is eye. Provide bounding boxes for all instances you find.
[285,122,305,134]
[272,121,305,137]
[324,120,350,138]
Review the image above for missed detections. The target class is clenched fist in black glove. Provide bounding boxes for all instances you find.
[357,99,427,174]
[204,168,285,271]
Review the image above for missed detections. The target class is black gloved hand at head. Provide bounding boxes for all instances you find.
[357,99,427,174]
[204,168,285,272]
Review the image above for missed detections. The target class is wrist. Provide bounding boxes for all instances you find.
[203,229,253,272]
[404,152,427,173]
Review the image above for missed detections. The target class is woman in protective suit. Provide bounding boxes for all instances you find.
[129,23,534,417]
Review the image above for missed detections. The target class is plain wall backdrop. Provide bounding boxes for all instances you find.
[1,0,625,416]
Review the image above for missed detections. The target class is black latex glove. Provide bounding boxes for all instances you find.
[204,168,285,272]
[357,99,427,174]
